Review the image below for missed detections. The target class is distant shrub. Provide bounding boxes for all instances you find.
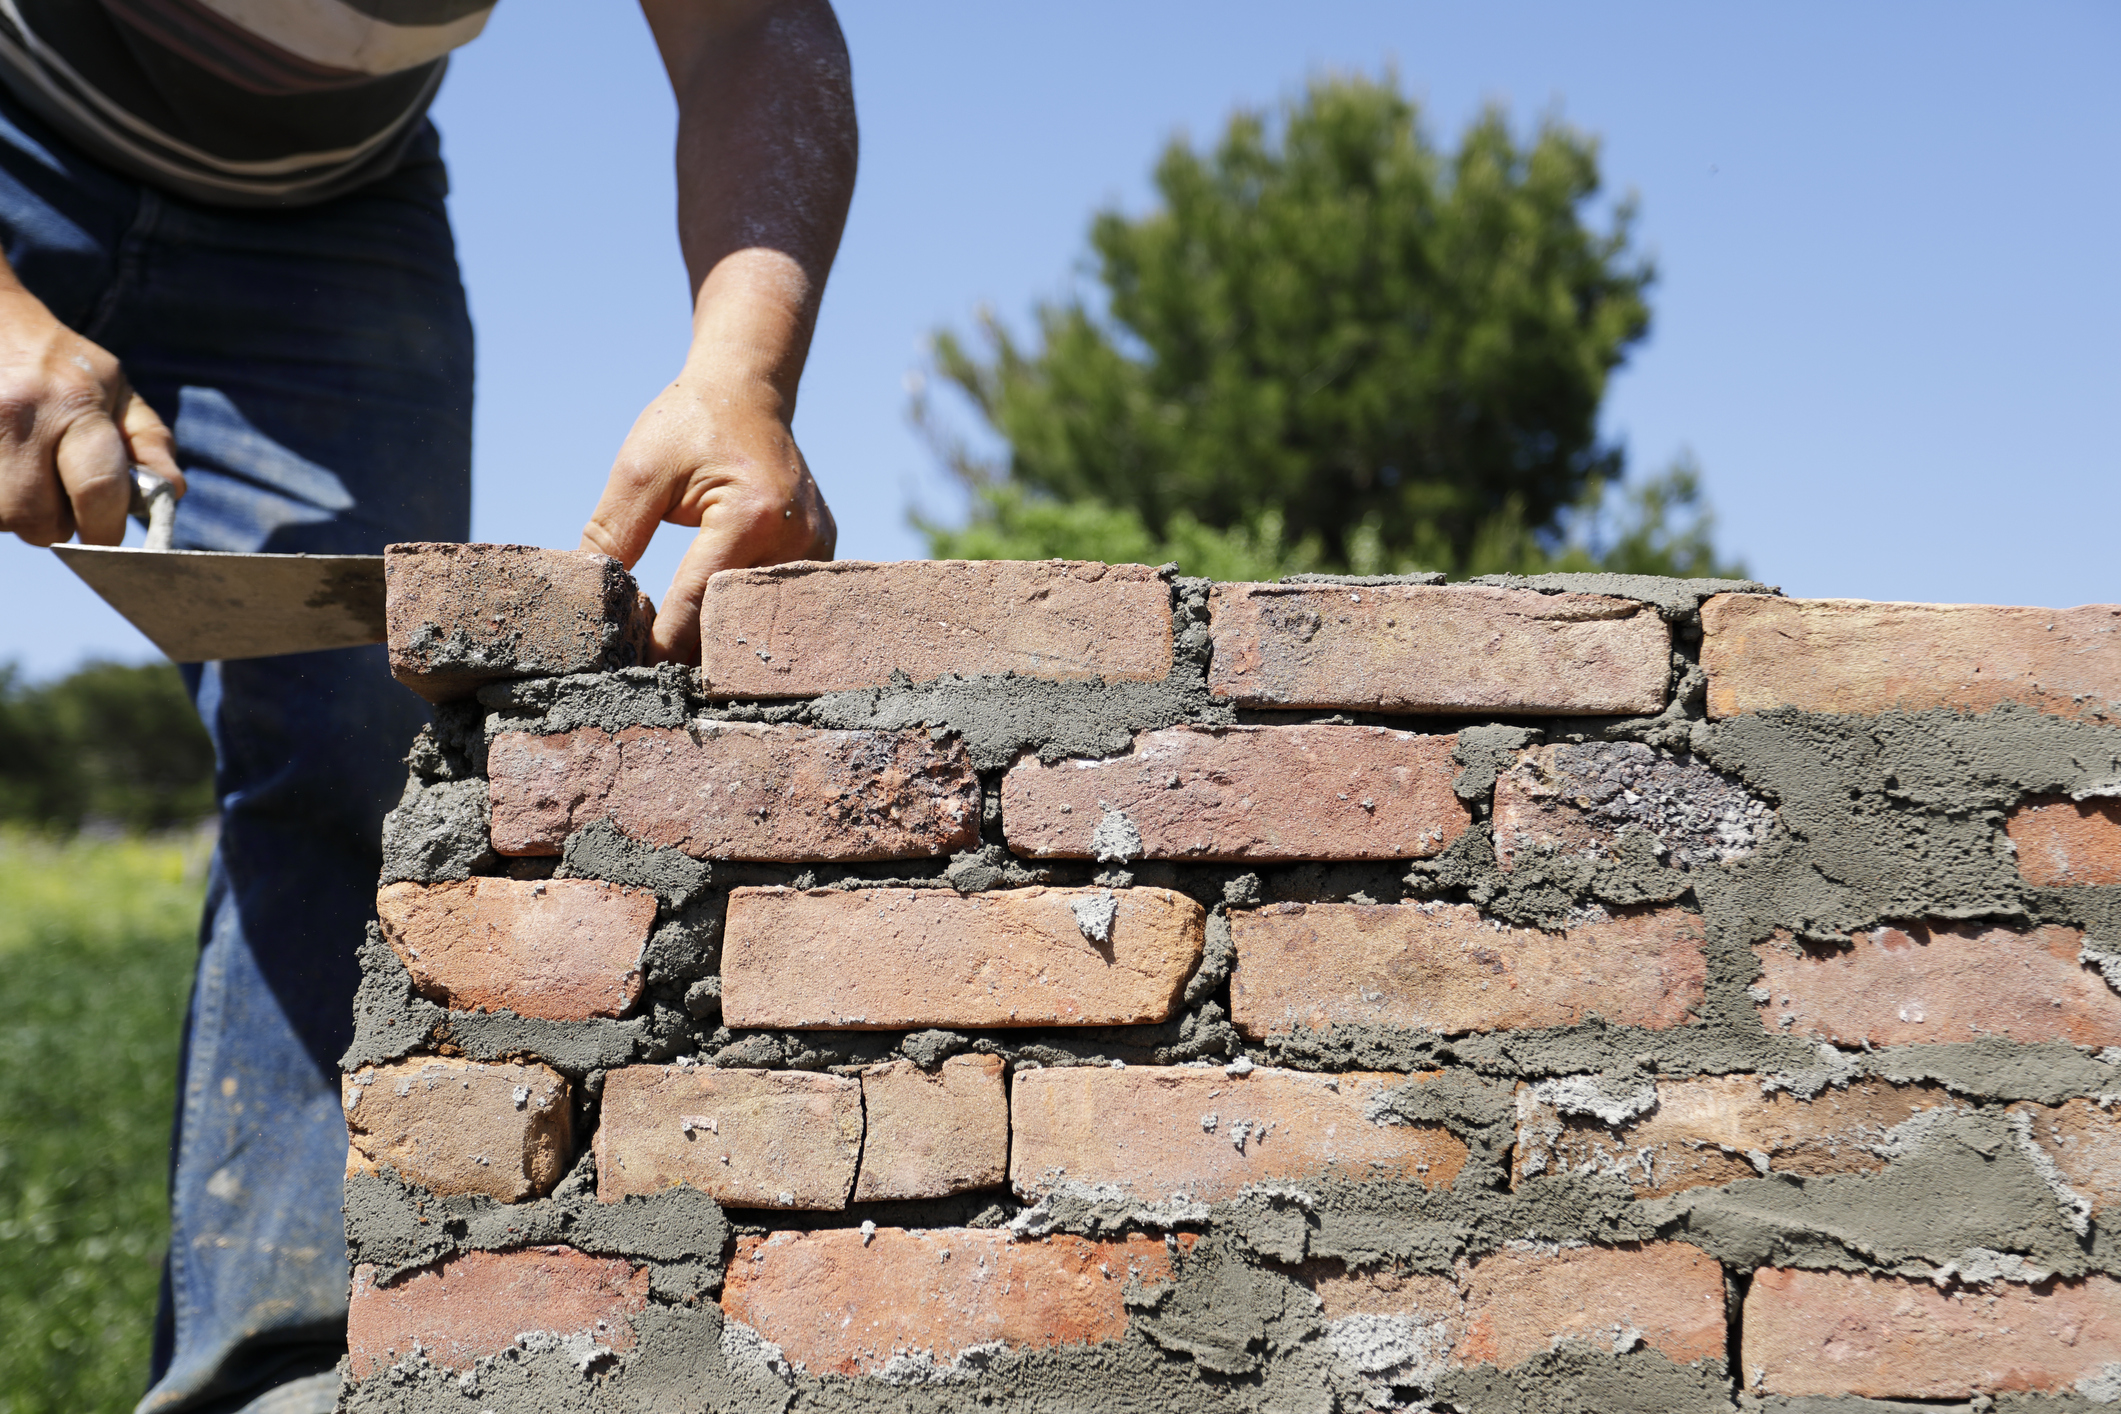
[0,661,215,832]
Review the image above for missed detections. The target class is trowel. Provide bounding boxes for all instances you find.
[50,469,385,662]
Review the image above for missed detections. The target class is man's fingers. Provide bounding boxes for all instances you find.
[54,409,133,545]
[649,518,750,664]
[120,391,185,495]
[0,439,67,545]
[578,460,676,570]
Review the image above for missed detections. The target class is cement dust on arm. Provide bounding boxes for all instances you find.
[580,0,858,665]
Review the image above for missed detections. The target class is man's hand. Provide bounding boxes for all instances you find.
[0,282,183,547]
[581,343,836,662]
[586,0,855,664]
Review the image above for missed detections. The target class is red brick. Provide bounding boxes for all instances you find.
[374,877,654,1021]
[853,1056,1009,1202]
[698,560,1173,698]
[1701,594,2121,720]
[1460,1243,1726,1369]
[1206,582,1670,714]
[1000,725,1471,862]
[343,1057,570,1202]
[384,543,650,704]
[1230,902,1706,1039]
[487,723,981,861]
[595,1065,862,1209]
[721,886,1204,1030]
[2007,796,2121,887]
[721,1228,1182,1378]
[1754,922,2121,1048]
[1010,1065,1468,1203]
[347,1247,647,1377]
[1301,1243,1725,1381]
[1514,1076,1958,1198]
[1491,741,1775,871]
[1302,1260,1463,1383]
[2007,1098,2121,1218]
[1743,1267,2121,1400]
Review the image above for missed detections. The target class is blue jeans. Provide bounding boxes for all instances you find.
[0,93,472,1413]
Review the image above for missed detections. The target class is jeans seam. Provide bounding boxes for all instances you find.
[165,912,226,1385]
[82,186,161,343]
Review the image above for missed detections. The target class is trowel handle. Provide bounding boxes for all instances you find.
[130,467,177,552]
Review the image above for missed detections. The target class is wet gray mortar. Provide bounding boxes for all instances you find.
[346,573,2121,1413]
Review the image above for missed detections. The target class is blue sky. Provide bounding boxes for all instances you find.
[4,0,2116,677]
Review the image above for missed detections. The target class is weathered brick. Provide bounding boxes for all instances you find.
[1230,902,1706,1039]
[1206,582,1670,714]
[1701,594,2121,720]
[1010,1065,1468,1203]
[721,886,1204,1029]
[1303,1260,1464,1390]
[1743,1267,2121,1400]
[384,543,650,704]
[347,1247,647,1377]
[853,1056,1009,1202]
[1301,1243,1725,1387]
[487,723,980,861]
[721,1228,1182,1378]
[374,877,654,1021]
[1000,725,1471,862]
[1289,1246,1722,1390]
[594,1066,861,1208]
[343,1057,570,1202]
[2008,1098,2121,1219]
[699,559,1173,698]
[1514,1076,1958,1198]
[2007,796,2121,886]
[1456,1243,1725,1370]
[1491,741,1774,871]
[1754,922,2121,1048]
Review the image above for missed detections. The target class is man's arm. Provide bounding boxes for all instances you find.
[580,0,857,663]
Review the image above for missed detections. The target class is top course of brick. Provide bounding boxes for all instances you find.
[384,544,653,704]
[384,550,1689,714]
[1702,594,2121,720]
[696,560,1176,697]
[1207,581,1672,714]
[382,550,2121,729]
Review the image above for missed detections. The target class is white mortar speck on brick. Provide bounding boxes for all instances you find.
[1762,1042,1863,1098]
[1524,1073,1660,1128]
[1928,1247,2054,1288]
[2082,945,2121,994]
[1070,890,1118,943]
[514,1328,614,1374]
[2078,1364,2121,1403]
[720,1318,795,1384]
[1090,807,1143,863]
[1324,1310,1454,1403]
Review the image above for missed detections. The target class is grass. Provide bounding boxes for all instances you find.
[0,826,209,1414]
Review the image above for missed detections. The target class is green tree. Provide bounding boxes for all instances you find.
[0,661,215,832]
[917,74,1743,579]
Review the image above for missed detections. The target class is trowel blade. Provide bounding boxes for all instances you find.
[51,544,385,663]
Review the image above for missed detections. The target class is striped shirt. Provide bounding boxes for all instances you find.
[0,0,494,206]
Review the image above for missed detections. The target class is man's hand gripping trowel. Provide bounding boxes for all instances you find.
[51,469,385,662]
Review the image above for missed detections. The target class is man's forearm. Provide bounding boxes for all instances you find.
[582,1,853,659]
[643,0,858,411]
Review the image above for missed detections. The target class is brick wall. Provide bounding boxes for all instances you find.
[342,546,2121,1414]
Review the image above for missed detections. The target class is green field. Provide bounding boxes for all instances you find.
[0,827,208,1414]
